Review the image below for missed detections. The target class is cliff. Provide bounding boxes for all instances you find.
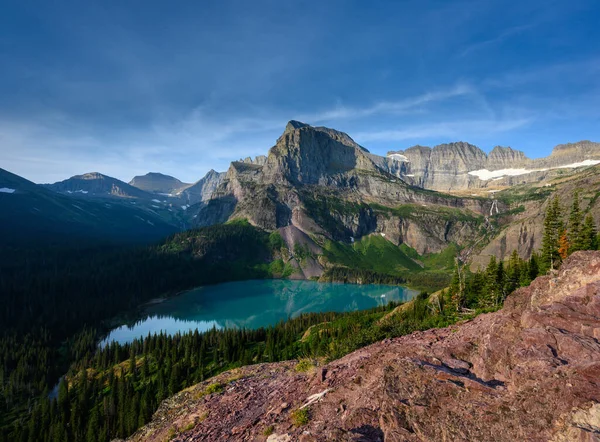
[387,140,600,192]
[192,121,495,260]
[126,251,600,442]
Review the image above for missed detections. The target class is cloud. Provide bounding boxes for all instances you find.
[460,23,537,57]
[300,84,476,123]
[353,117,533,143]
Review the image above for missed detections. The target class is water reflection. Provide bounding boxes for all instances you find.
[103,280,417,344]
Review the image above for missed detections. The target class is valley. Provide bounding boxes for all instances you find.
[1,120,600,442]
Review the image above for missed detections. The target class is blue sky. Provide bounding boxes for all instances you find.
[1,0,600,183]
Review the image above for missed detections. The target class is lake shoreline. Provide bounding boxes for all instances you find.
[102,279,419,345]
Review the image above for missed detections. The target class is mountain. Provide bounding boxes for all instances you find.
[45,172,154,199]
[129,172,191,195]
[127,251,600,442]
[387,140,600,192]
[470,161,600,268]
[178,169,226,205]
[0,168,177,244]
[193,121,494,261]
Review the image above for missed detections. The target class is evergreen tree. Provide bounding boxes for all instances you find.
[540,195,562,272]
[580,214,598,250]
[568,191,584,253]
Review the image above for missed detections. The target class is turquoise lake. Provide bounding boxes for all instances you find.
[103,279,418,344]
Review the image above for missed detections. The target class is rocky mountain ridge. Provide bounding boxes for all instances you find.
[192,121,496,260]
[387,140,600,191]
[128,172,191,195]
[0,168,177,243]
[45,172,153,199]
[126,251,600,442]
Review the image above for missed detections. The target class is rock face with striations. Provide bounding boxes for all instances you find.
[386,140,600,192]
[192,121,495,255]
[178,169,226,205]
[125,251,600,442]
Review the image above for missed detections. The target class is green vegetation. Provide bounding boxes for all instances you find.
[263,425,275,436]
[204,382,224,395]
[321,236,459,291]
[495,184,553,205]
[291,408,310,427]
[322,234,421,274]
[372,203,484,224]
[540,192,599,272]
[295,359,316,372]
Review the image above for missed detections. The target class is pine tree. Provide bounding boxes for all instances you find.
[580,214,598,250]
[568,191,584,253]
[528,252,540,281]
[540,195,562,272]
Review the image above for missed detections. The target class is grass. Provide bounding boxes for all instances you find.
[322,234,421,275]
[294,359,316,372]
[263,425,275,436]
[204,382,224,395]
[291,408,310,427]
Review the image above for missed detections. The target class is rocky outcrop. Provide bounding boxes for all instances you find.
[127,251,600,442]
[193,122,495,250]
[179,169,226,205]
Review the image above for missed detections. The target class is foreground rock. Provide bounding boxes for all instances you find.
[127,251,600,442]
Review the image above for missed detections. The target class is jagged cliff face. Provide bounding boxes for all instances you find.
[178,169,226,205]
[193,121,495,257]
[387,140,600,192]
[126,251,600,442]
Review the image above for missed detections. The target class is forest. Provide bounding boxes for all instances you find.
[1,191,598,441]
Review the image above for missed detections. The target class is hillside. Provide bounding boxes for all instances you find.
[126,251,600,442]
[191,121,497,277]
[0,168,177,244]
[129,172,191,194]
[470,163,600,268]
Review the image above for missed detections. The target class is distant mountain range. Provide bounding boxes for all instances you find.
[0,168,177,245]
[3,120,600,270]
[386,140,600,191]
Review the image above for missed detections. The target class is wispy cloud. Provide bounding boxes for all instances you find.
[460,23,537,57]
[301,84,476,122]
[353,117,533,143]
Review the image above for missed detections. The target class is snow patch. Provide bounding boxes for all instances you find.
[561,159,600,168]
[146,220,154,226]
[152,199,161,203]
[404,174,415,177]
[468,168,538,180]
[75,189,88,194]
[469,159,600,181]
[380,232,386,237]
[151,205,160,208]
[0,187,16,193]
[387,153,410,162]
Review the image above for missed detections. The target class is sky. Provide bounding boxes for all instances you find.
[1,0,600,184]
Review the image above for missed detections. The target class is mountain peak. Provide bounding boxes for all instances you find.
[285,120,310,132]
